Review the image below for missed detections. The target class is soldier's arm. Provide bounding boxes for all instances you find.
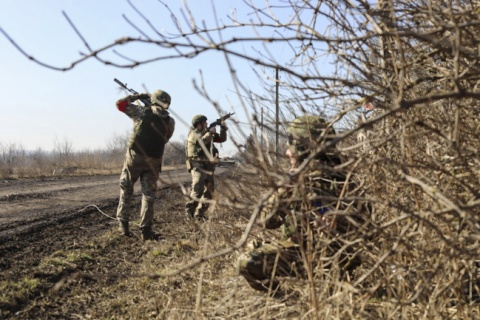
[200,131,214,145]
[260,189,288,229]
[115,94,149,120]
[214,127,227,143]
[165,117,175,142]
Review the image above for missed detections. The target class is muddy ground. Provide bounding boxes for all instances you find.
[1,168,274,319]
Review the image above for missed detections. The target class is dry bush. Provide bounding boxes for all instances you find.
[349,102,480,316]
[0,142,27,178]
[163,141,187,167]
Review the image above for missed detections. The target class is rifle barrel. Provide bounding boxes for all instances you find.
[114,78,138,94]
[114,78,124,87]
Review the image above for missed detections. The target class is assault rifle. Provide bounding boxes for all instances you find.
[113,78,151,106]
[208,112,235,129]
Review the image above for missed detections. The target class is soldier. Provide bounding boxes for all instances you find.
[185,114,228,220]
[115,89,175,241]
[237,115,365,293]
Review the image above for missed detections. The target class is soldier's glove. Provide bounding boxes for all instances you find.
[220,120,228,131]
[131,93,150,101]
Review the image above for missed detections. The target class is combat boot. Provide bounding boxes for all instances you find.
[185,208,195,219]
[195,214,208,222]
[118,220,131,237]
[195,206,209,221]
[141,227,158,241]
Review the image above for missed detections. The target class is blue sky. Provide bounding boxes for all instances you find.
[1,1,294,156]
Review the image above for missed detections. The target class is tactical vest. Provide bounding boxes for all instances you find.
[186,129,204,158]
[261,164,349,242]
[186,129,219,159]
[129,108,170,158]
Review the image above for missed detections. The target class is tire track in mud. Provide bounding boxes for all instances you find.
[0,175,120,242]
[0,197,118,241]
[0,183,112,202]
[0,168,195,268]
[0,169,190,236]
[0,179,119,239]
[0,185,176,241]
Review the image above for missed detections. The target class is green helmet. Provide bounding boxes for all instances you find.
[192,114,207,127]
[151,89,171,109]
[286,115,336,153]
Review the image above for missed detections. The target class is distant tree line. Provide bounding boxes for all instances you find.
[0,133,187,179]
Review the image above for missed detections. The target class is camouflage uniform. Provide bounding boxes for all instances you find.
[115,92,175,239]
[185,118,227,219]
[237,115,364,292]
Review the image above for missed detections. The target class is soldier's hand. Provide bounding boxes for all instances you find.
[209,126,217,134]
[132,93,150,101]
[220,120,228,131]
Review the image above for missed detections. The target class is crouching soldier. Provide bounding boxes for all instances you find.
[237,115,367,293]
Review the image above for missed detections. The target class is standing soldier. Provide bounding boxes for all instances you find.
[185,114,228,220]
[115,89,175,240]
[237,115,366,293]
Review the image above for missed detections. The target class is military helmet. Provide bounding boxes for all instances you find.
[151,89,171,109]
[192,114,207,127]
[286,115,336,153]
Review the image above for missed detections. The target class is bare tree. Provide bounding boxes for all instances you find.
[105,131,130,164]
[162,140,186,166]
[0,142,26,177]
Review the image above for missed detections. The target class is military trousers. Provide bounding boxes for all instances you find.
[237,240,304,292]
[116,149,162,229]
[185,161,215,218]
[237,236,362,292]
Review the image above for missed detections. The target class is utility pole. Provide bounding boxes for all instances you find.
[275,66,279,160]
[377,0,394,134]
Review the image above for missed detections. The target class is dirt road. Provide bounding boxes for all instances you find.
[0,168,192,242]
